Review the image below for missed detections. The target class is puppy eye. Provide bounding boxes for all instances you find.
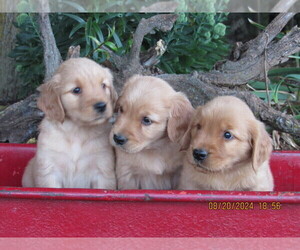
[224,131,234,140]
[142,117,152,126]
[72,87,82,94]
[119,106,124,113]
[196,124,201,130]
[101,83,106,89]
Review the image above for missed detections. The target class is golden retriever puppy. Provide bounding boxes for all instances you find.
[22,58,117,189]
[110,75,194,190]
[178,96,274,191]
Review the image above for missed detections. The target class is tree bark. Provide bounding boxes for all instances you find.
[0,6,62,143]
[271,0,298,12]
[0,93,42,143]
[0,13,20,104]
[37,0,62,81]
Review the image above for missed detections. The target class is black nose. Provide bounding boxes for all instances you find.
[193,149,208,161]
[113,134,128,146]
[94,102,107,113]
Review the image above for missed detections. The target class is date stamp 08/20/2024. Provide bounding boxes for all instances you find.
[208,202,282,210]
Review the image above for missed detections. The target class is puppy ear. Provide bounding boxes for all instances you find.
[110,86,118,106]
[249,120,273,171]
[113,95,122,113]
[37,74,65,123]
[179,124,192,151]
[167,93,194,143]
[103,67,118,106]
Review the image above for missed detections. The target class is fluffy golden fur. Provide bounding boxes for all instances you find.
[178,96,274,191]
[110,75,194,190]
[22,58,117,189]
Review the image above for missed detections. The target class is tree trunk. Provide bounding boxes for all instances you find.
[37,0,62,81]
[0,13,20,104]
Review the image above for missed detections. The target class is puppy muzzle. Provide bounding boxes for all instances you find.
[193,149,208,162]
[94,102,107,113]
[113,134,128,146]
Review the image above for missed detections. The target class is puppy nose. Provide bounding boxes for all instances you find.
[193,149,208,161]
[94,102,107,113]
[113,134,128,146]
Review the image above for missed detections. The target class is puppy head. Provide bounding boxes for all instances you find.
[181,96,272,173]
[110,75,194,153]
[37,58,117,125]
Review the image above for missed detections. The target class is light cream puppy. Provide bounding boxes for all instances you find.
[110,75,194,190]
[179,96,274,191]
[22,58,117,189]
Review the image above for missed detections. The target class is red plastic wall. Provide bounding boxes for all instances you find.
[0,144,299,237]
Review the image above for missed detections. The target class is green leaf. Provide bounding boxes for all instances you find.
[268,68,300,77]
[69,23,85,38]
[85,17,93,45]
[249,81,267,90]
[89,36,101,46]
[64,14,86,24]
[92,23,104,43]
[109,26,123,48]
[289,55,300,59]
[247,18,265,30]
[104,41,118,51]
[286,74,300,81]
[273,79,285,103]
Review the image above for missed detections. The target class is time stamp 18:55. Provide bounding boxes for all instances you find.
[208,202,282,210]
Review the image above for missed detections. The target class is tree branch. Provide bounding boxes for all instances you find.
[101,45,123,69]
[242,13,295,58]
[37,0,62,81]
[197,13,300,86]
[126,14,177,76]
[0,93,43,143]
[271,0,298,12]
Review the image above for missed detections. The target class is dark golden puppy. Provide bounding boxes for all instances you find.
[22,58,117,189]
[110,75,194,190]
[179,96,274,191]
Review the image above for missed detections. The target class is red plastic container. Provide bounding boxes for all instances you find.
[0,143,299,237]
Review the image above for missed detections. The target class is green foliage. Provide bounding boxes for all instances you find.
[65,13,145,62]
[9,13,44,99]
[156,13,229,73]
[10,11,230,97]
[9,13,89,99]
[249,69,300,120]
[66,12,230,73]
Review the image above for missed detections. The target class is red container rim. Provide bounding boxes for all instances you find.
[0,186,299,203]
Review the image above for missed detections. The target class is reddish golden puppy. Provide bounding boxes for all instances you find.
[110,75,194,190]
[22,58,117,189]
[179,96,274,191]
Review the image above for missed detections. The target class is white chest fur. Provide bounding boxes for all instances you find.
[35,119,114,188]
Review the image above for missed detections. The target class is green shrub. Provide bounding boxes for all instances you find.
[156,13,229,73]
[9,13,44,99]
[66,12,230,74]
[10,11,230,97]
